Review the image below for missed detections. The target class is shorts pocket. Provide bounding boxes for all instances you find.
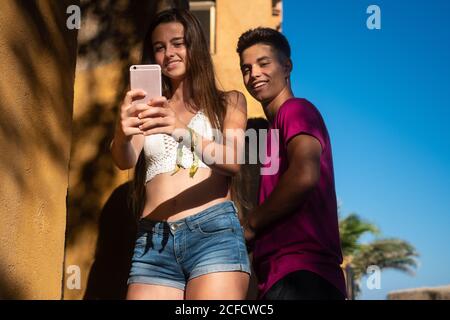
[135,232,148,247]
[196,215,234,235]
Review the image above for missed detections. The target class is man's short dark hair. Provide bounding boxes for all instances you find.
[236,27,291,62]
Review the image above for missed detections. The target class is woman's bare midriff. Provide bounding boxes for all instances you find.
[141,168,231,222]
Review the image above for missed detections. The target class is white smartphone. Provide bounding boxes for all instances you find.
[129,64,162,105]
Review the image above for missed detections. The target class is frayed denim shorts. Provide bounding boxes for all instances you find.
[127,200,251,290]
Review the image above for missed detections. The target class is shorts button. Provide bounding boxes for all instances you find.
[170,223,178,231]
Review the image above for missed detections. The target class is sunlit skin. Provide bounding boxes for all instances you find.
[138,22,243,222]
[240,43,293,123]
[110,22,249,300]
[152,22,188,82]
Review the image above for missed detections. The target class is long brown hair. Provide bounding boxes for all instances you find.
[130,9,248,219]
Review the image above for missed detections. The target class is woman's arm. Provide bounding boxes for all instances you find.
[110,129,144,170]
[110,90,148,170]
[136,92,248,177]
[192,91,248,176]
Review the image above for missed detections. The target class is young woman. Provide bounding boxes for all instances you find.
[110,9,250,300]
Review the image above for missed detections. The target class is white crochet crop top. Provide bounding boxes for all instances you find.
[143,111,216,183]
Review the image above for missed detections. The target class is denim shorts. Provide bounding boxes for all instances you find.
[127,200,251,290]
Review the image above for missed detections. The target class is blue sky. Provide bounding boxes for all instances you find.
[283,0,450,299]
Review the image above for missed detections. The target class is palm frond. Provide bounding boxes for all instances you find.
[351,238,419,280]
[339,213,380,256]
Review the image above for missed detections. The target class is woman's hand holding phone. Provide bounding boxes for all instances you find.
[138,96,188,139]
[117,89,150,141]
[124,64,185,138]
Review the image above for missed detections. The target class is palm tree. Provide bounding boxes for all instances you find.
[339,213,419,299]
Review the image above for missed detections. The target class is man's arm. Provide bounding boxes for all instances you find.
[247,133,322,233]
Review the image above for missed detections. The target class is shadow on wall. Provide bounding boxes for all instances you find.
[0,266,25,300]
[83,182,137,300]
[0,0,77,193]
[65,0,189,299]
[0,0,79,299]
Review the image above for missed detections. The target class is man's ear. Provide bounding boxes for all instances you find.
[284,58,293,76]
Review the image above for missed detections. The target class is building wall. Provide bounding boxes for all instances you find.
[388,285,450,300]
[213,0,281,119]
[0,0,79,299]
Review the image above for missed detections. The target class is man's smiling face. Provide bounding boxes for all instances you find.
[240,43,290,104]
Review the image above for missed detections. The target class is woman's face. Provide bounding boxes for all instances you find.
[151,22,187,81]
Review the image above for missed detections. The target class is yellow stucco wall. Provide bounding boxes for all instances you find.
[63,61,132,300]
[213,0,281,119]
[0,0,79,299]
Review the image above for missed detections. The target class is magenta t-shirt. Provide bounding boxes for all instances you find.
[254,98,347,299]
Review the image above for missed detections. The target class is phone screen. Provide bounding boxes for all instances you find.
[130,64,162,105]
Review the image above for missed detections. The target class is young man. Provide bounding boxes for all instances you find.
[237,28,346,300]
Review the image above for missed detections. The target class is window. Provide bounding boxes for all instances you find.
[272,0,282,31]
[190,1,216,54]
[272,0,282,16]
